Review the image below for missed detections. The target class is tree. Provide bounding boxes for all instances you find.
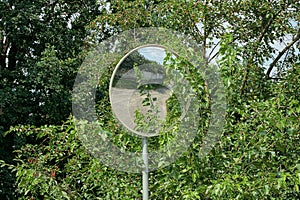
[1,0,299,199]
[91,0,299,74]
[0,0,101,198]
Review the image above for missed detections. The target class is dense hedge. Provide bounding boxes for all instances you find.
[2,60,299,199]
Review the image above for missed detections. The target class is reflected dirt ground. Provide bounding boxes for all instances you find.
[110,87,171,136]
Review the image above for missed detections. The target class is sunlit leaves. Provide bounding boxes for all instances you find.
[0,0,299,199]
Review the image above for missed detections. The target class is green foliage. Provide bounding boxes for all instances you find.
[5,44,299,199]
[2,119,142,199]
[5,89,299,199]
[0,0,101,198]
[0,0,299,199]
[133,65,162,134]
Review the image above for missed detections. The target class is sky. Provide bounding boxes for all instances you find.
[138,46,167,65]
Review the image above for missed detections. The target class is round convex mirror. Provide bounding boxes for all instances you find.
[109,45,187,137]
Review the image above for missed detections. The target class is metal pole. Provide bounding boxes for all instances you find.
[142,137,149,200]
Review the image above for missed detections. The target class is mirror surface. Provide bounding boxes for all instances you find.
[109,45,180,137]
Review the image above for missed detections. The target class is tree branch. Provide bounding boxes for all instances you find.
[240,2,292,93]
[240,63,250,96]
[207,40,220,63]
[257,9,283,44]
[208,36,239,63]
[266,28,300,77]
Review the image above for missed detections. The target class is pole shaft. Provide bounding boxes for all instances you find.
[142,137,149,200]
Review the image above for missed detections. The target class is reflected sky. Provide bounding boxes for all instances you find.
[138,46,166,65]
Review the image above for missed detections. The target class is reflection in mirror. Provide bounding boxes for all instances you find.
[110,45,182,137]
